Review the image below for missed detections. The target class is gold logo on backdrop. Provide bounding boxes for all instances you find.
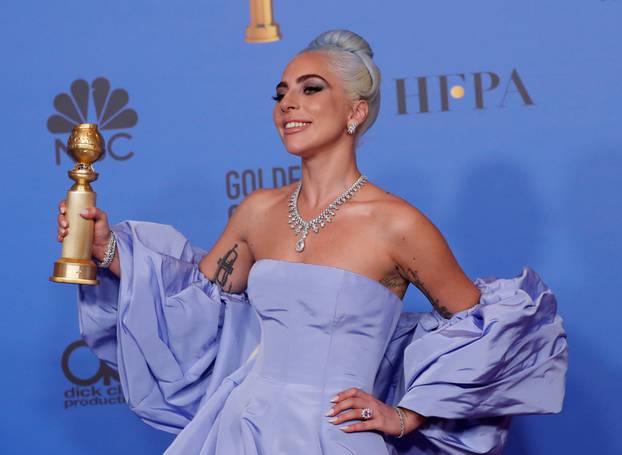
[245,0,281,43]
[450,85,465,99]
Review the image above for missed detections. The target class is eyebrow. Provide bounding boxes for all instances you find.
[275,74,330,90]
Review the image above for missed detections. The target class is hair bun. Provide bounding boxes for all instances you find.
[307,29,374,60]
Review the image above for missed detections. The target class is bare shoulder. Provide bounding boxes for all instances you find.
[197,186,291,293]
[229,185,291,232]
[240,184,294,211]
[235,186,281,215]
[240,187,285,212]
[361,182,439,243]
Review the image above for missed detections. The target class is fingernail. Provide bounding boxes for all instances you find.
[339,425,349,431]
[330,395,339,403]
[61,221,67,228]
[60,207,66,214]
[328,417,337,423]
[324,408,334,416]
[80,208,88,216]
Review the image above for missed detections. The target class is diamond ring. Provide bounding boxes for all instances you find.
[360,407,373,420]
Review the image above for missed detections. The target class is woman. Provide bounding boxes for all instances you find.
[58,30,568,454]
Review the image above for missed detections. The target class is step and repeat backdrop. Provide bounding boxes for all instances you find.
[1,0,620,454]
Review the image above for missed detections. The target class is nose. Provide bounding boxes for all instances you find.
[280,91,299,113]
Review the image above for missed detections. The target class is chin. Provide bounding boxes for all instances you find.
[281,137,316,157]
[284,144,312,158]
[281,134,335,158]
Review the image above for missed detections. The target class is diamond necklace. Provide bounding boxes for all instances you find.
[288,174,368,253]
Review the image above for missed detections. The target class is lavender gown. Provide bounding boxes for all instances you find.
[77,221,568,454]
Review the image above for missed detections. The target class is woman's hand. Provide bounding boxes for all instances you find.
[325,387,426,437]
[56,199,120,277]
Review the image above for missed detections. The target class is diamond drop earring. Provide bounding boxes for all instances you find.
[346,122,358,135]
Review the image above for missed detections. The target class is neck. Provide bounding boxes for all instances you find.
[297,141,361,210]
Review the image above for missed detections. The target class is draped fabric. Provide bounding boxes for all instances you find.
[376,267,568,454]
[77,221,261,433]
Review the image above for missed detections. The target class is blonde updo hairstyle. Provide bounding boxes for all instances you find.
[298,29,381,143]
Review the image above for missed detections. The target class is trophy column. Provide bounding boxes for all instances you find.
[50,124,104,285]
[245,0,281,43]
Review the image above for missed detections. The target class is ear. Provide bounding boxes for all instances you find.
[347,99,369,128]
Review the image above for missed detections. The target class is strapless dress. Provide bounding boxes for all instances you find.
[77,221,568,454]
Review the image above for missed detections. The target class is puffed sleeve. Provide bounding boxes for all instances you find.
[379,266,568,455]
[76,221,261,434]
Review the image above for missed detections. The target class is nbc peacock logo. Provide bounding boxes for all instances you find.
[47,78,138,165]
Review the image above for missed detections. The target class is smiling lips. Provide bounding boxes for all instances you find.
[283,120,311,135]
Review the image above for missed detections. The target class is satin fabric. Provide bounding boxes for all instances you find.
[77,221,568,454]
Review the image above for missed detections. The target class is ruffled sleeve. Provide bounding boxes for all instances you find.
[378,266,568,455]
[76,221,261,434]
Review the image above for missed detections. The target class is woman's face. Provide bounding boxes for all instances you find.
[272,51,357,157]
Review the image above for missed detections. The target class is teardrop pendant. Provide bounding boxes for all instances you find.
[295,238,305,252]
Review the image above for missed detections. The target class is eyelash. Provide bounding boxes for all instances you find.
[272,85,323,102]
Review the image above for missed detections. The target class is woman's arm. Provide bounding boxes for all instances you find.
[379,202,482,434]
[340,201,567,447]
[198,191,261,294]
[328,203,482,438]
[388,203,481,318]
[59,188,267,292]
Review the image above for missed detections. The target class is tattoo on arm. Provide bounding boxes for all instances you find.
[396,264,453,319]
[212,243,239,292]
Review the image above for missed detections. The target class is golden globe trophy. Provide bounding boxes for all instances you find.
[49,123,104,285]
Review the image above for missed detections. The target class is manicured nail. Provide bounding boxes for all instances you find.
[330,395,339,402]
[324,408,334,416]
[339,425,349,431]
[60,207,66,214]
[80,208,88,216]
[61,220,67,228]
[328,417,337,423]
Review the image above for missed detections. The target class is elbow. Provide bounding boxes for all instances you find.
[444,285,481,319]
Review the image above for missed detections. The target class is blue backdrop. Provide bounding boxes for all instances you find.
[1,0,620,453]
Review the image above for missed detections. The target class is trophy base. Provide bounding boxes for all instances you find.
[245,24,281,43]
[50,258,99,285]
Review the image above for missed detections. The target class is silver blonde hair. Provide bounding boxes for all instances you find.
[298,29,382,140]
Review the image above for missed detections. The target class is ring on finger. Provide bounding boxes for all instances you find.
[360,407,373,420]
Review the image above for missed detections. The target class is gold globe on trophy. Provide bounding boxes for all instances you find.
[50,123,104,285]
